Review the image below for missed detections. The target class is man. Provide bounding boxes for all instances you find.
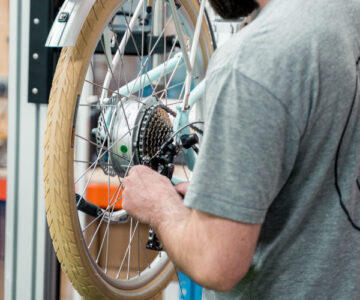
[123,0,360,298]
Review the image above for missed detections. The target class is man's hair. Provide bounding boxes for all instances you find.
[209,0,259,19]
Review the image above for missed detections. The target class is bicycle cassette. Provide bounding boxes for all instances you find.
[95,97,173,177]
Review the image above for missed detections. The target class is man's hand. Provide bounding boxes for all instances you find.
[122,165,182,224]
[175,181,189,197]
[123,166,260,292]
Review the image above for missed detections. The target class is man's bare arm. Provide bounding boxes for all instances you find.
[123,166,261,292]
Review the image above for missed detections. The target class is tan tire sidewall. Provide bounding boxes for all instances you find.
[44,0,213,299]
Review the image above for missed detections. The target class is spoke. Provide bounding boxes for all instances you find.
[104,160,113,273]
[94,185,121,265]
[178,78,187,101]
[138,230,151,270]
[83,191,120,236]
[81,182,125,236]
[80,178,124,235]
[79,103,117,108]
[146,41,184,100]
[120,6,143,63]
[87,208,111,251]
[114,169,153,280]
[73,93,115,190]
[168,0,191,72]
[158,52,184,99]
[100,39,120,89]
[149,28,181,100]
[116,221,140,279]
[139,2,146,99]
[81,196,123,234]
[108,156,112,207]
[74,159,97,165]
[127,217,134,279]
[75,131,112,208]
[87,157,133,250]
[75,134,130,164]
[100,37,121,95]
[153,82,184,99]
[98,22,142,141]
[95,218,110,263]
[163,8,168,106]
[87,75,146,106]
[114,17,173,97]
[74,126,137,186]
[105,218,110,274]
[101,0,146,100]
[94,158,115,264]
[87,210,110,251]
[84,79,125,98]
[100,38,133,136]
[96,82,121,151]
[82,212,104,233]
[120,6,156,94]
[162,38,180,101]
[121,13,175,97]
[79,164,103,211]
[109,20,131,95]
[87,153,134,250]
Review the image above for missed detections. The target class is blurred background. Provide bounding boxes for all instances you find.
[0,0,9,298]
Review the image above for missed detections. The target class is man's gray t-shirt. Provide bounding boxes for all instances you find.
[184,0,360,298]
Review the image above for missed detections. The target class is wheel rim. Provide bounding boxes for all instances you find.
[68,0,211,292]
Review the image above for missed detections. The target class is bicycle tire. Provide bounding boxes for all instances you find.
[44,0,213,299]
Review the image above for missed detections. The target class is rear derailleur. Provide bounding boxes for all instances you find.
[145,133,199,251]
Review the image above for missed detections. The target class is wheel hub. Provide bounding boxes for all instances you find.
[95,97,173,177]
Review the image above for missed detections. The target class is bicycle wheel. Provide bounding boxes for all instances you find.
[44,0,213,299]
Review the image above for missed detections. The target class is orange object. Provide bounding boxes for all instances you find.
[86,184,123,210]
[0,178,6,201]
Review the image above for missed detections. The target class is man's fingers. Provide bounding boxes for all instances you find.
[128,165,153,177]
[175,182,190,196]
[128,165,139,176]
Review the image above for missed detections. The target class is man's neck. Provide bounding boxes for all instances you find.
[258,0,270,9]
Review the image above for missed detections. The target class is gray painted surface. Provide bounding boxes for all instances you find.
[5,0,47,299]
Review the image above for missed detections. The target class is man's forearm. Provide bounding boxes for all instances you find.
[152,201,214,288]
[122,166,260,291]
[152,195,241,291]
[152,195,196,276]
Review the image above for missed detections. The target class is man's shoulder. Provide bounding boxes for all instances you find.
[210,20,296,73]
[208,0,354,90]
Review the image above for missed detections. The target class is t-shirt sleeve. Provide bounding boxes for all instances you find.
[184,68,301,224]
